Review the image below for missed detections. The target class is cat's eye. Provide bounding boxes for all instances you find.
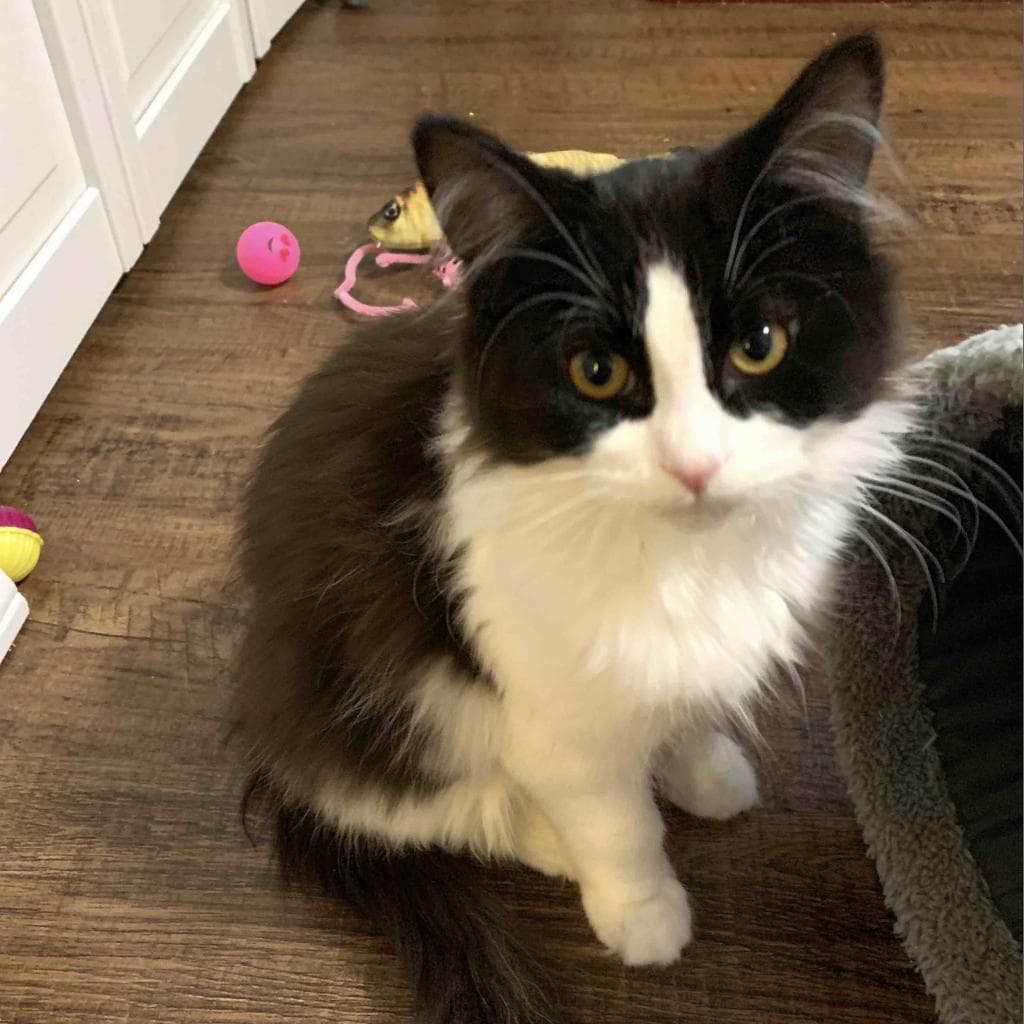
[568,351,633,400]
[728,323,789,376]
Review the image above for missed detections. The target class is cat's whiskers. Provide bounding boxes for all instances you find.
[857,503,943,627]
[871,465,983,533]
[486,157,613,303]
[907,436,1023,532]
[577,223,617,306]
[862,477,968,537]
[729,194,846,289]
[827,431,1023,639]
[722,119,813,286]
[848,524,904,631]
[730,234,798,295]
[475,290,607,393]
[737,269,858,335]
[501,247,615,310]
[894,455,980,505]
[724,110,900,288]
[885,437,1024,559]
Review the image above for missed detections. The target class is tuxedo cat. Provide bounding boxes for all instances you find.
[236,33,907,1024]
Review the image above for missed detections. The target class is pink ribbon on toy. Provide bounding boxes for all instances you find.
[335,243,464,317]
[334,243,427,316]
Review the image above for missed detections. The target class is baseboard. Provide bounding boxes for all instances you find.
[0,574,29,665]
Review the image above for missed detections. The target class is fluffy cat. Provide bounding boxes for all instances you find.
[235,32,908,1024]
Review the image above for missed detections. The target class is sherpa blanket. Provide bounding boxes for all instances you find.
[828,324,1023,1024]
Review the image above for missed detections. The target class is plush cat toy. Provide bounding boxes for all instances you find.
[339,149,659,315]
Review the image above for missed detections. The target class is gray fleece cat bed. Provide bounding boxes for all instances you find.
[828,324,1023,1024]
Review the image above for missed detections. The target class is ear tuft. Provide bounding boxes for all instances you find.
[750,32,887,192]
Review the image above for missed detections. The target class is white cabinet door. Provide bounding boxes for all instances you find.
[0,0,122,469]
[246,0,305,57]
[0,2,89,299]
[81,0,255,229]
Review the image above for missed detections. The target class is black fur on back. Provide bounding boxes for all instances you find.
[268,791,561,1024]
[234,299,483,801]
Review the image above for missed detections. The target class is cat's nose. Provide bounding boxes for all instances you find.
[666,458,721,497]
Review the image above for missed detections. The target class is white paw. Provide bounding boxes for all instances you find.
[582,876,693,966]
[659,733,759,821]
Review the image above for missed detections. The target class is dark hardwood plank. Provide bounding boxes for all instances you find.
[1,2,1019,1022]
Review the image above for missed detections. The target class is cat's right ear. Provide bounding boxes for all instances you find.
[715,33,886,205]
[411,115,548,262]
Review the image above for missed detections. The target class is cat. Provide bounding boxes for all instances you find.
[235,32,909,1024]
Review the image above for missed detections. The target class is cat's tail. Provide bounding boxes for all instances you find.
[271,799,563,1024]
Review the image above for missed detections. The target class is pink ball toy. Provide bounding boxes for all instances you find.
[236,221,301,285]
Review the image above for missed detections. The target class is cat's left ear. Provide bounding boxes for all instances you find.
[722,32,885,193]
[412,115,555,262]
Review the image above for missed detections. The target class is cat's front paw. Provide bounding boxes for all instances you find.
[658,732,759,821]
[582,876,693,966]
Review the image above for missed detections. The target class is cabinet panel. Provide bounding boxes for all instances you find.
[105,0,218,119]
[33,0,148,269]
[0,190,121,469]
[0,0,87,298]
[83,0,254,223]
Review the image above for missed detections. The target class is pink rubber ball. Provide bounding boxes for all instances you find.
[236,221,301,285]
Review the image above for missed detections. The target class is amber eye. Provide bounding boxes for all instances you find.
[568,351,633,400]
[728,323,789,375]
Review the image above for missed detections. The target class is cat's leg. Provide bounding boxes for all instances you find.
[503,719,692,966]
[655,728,759,821]
[512,799,574,879]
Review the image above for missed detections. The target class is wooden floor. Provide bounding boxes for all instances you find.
[1,2,1020,1022]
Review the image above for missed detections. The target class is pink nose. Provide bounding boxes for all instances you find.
[666,459,720,497]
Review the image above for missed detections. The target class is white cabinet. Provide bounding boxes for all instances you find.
[80,0,256,226]
[0,0,304,470]
[0,0,122,469]
[0,2,92,299]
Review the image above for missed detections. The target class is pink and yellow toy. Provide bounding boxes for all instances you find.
[333,243,463,317]
[0,507,43,583]
[236,221,301,285]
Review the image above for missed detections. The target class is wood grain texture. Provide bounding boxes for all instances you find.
[0,2,1019,1022]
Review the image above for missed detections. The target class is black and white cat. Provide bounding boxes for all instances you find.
[236,33,908,1024]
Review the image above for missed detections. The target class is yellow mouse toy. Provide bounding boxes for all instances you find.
[366,149,624,250]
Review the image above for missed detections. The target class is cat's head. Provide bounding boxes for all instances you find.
[413,33,907,514]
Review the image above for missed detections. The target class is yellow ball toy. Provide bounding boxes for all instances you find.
[0,506,43,583]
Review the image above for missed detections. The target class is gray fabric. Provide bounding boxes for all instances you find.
[827,324,1023,1024]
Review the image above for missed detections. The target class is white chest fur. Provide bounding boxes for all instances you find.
[444,457,849,721]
